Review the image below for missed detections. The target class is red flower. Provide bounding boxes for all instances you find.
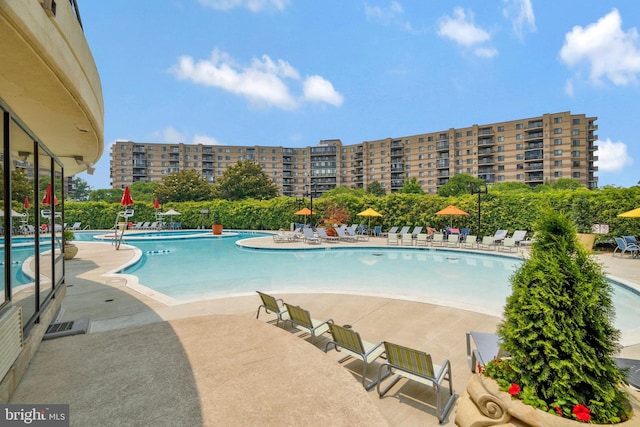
[508,383,521,396]
[555,406,563,416]
[572,404,591,422]
[477,363,483,374]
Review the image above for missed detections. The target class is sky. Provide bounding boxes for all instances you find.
[78,1,639,189]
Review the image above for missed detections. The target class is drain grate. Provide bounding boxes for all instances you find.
[43,318,89,340]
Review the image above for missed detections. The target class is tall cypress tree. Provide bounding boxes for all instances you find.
[496,209,630,423]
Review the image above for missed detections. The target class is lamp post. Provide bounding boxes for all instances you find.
[304,181,315,227]
[470,183,488,239]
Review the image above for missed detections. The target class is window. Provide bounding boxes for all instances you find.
[554,160,562,167]
[553,128,562,134]
[554,171,562,177]
[554,117,562,123]
[497,146,505,152]
[498,165,505,171]
[497,156,505,161]
[516,163,524,169]
[554,139,562,145]
[467,159,473,164]
[455,132,462,137]
[572,118,580,125]
[572,172,581,178]
[572,129,580,136]
[466,140,473,146]
[498,136,504,142]
[554,150,563,155]
[516,123,523,129]
[516,174,523,180]
[572,161,580,167]
[516,134,523,140]
[466,149,472,155]
[572,150,581,157]
[572,140,581,146]
[497,126,504,132]
[466,130,473,136]
[516,143,523,149]
[498,175,505,181]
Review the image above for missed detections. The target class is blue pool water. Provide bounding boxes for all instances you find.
[98,231,640,332]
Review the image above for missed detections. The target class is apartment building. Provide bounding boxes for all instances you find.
[110,111,598,195]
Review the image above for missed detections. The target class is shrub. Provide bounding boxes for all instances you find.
[485,209,631,424]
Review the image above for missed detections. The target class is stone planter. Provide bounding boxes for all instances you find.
[576,233,596,251]
[63,244,78,260]
[455,374,635,427]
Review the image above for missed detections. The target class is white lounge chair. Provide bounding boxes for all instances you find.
[415,233,428,246]
[316,227,339,243]
[498,237,518,252]
[380,226,398,238]
[302,228,321,244]
[430,233,445,247]
[386,233,399,245]
[336,226,358,242]
[460,235,478,249]
[445,234,459,248]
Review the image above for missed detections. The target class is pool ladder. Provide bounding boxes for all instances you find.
[113,209,134,250]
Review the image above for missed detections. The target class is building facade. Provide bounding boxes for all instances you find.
[111,111,598,195]
[1,0,103,399]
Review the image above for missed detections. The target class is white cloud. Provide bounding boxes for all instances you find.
[595,138,633,172]
[475,47,498,58]
[502,0,536,40]
[560,9,640,86]
[170,49,342,110]
[437,8,491,47]
[564,79,574,96]
[198,0,289,12]
[302,75,344,106]
[193,134,221,145]
[161,126,184,143]
[364,1,419,34]
[365,1,403,21]
[437,7,496,57]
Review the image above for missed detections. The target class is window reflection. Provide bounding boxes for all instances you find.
[9,118,37,326]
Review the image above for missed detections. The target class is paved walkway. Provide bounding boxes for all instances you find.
[8,236,640,426]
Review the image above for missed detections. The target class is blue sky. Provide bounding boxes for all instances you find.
[79,1,638,189]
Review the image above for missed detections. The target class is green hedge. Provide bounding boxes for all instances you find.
[57,187,640,239]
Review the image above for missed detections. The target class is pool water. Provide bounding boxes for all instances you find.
[115,232,640,332]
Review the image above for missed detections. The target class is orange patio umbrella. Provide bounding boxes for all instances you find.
[295,207,315,226]
[435,205,469,227]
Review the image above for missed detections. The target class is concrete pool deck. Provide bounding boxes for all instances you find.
[8,236,640,426]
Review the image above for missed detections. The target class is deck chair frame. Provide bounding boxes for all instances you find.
[255,291,289,326]
[283,303,333,343]
[377,341,456,424]
[324,323,385,390]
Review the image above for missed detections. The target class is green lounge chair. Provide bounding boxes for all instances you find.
[377,341,456,424]
[255,291,289,327]
[324,323,385,390]
[283,303,333,343]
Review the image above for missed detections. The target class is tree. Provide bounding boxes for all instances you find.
[322,186,365,198]
[489,209,629,423]
[89,188,123,203]
[71,177,92,201]
[551,178,582,190]
[490,182,531,193]
[366,181,386,197]
[9,168,34,201]
[214,160,278,201]
[397,177,424,194]
[438,174,485,197]
[156,170,214,203]
[130,181,160,203]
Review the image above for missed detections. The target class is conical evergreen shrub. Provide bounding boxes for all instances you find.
[487,209,631,423]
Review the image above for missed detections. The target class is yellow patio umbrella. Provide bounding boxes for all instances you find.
[435,205,469,227]
[618,207,640,218]
[357,207,383,230]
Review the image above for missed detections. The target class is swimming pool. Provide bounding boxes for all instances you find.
[95,231,640,333]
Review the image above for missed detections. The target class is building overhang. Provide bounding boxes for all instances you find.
[0,0,104,175]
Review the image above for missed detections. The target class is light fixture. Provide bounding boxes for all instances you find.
[73,155,95,175]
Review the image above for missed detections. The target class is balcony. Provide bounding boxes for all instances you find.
[525,173,544,182]
[478,127,494,135]
[478,158,494,165]
[526,163,543,171]
[478,138,494,146]
[436,160,449,168]
[525,132,543,140]
[525,142,543,150]
[438,170,450,177]
[478,148,493,155]
[527,121,543,129]
[436,141,449,150]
